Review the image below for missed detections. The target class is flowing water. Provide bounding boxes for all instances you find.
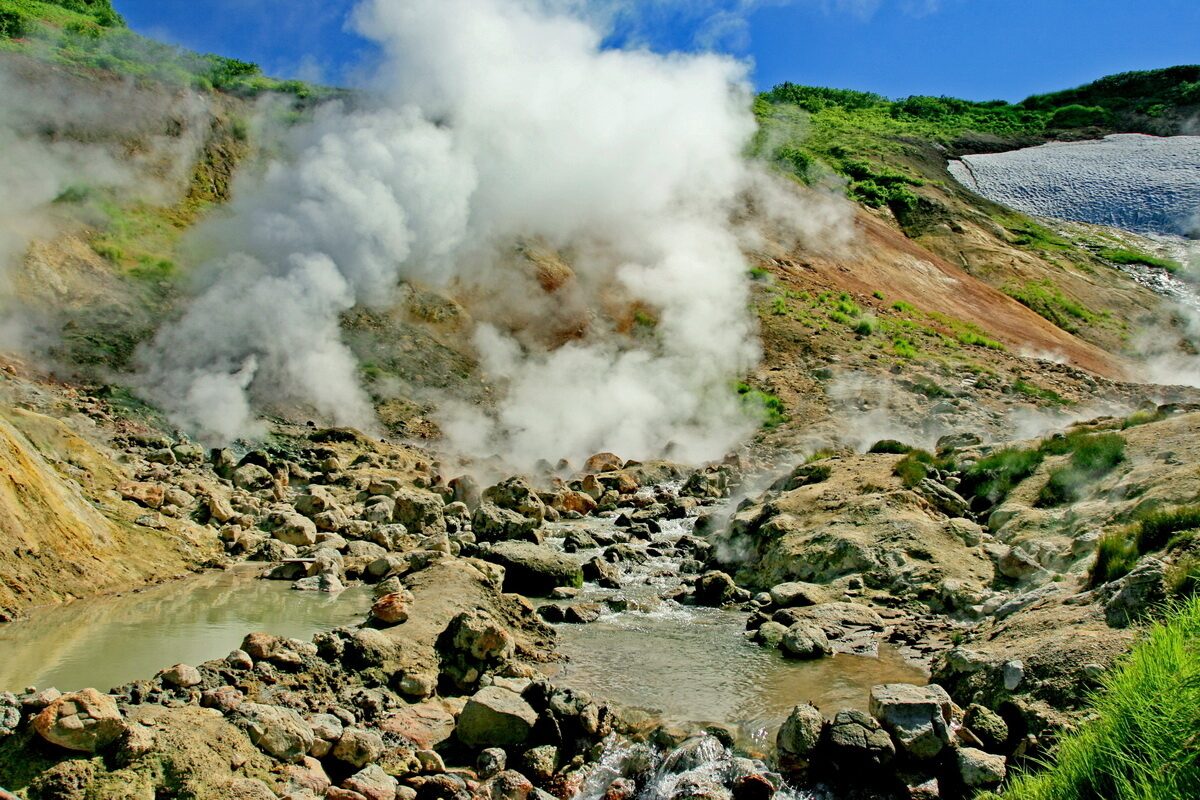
[0,565,372,693]
[543,502,928,752]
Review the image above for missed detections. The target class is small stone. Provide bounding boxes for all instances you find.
[1002,660,1024,691]
[780,623,832,659]
[957,747,1007,788]
[343,764,398,800]
[477,747,507,779]
[776,704,824,760]
[158,663,202,688]
[371,591,414,625]
[333,727,386,768]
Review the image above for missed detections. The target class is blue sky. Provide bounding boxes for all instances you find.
[115,0,1200,100]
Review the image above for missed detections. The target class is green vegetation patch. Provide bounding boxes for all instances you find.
[870,439,914,455]
[987,595,1200,800]
[1098,248,1181,273]
[1089,530,1140,588]
[1135,506,1200,555]
[1005,279,1097,333]
[737,382,786,429]
[1036,433,1126,506]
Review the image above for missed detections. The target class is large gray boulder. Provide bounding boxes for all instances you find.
[482,542,583,596]
[456,687,539,748]
[234,703,315,763]
[769,582,828,608]
[868,684,953,760]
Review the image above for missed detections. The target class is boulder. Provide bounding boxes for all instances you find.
[482,541,583,596]
[233,464,273,491]
[956,747,1007,788]
[754,621,789,648]
[585,453,623,473]
[158,663,202,688]
[456,687,539,748]
[235,702,315,763]
[825,709,895,768]
[483,477,546,523]
[393,489,446,536]
[119,481,165,509]
[780,623,832,660]
[1105,557,1167,628]
[963,703,1008,753]
[868,684,952,760]
[371,591,414,625]
[775,704,824,760]
[33,689,127,753]
[768,582,828,608]
[694,571,744,606]
[554,490,598,516]
[473,502,540,543]
[334,728,386,768]
[273,512,318,547]
[343,763,399,800]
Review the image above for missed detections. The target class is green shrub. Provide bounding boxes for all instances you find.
[0,9,28,38]
[1090,530,1140,588]
[870,439,914,455]
[1048,104,1110,128]
[1136,507,1200,555]
[985,595,1200,800]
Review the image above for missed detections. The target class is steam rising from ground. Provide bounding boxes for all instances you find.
[137,0,845,465]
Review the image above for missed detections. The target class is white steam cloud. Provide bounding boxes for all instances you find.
[137,0,847,466]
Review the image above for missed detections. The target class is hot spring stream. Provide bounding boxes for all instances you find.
[542,509,927,752]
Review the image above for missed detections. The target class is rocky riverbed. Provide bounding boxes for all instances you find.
[4,404,1199,799]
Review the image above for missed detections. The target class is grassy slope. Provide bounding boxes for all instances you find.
[986,596,1200,800]
[751,71,1199,356]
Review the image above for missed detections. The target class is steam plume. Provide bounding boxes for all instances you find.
[138,0,846,465]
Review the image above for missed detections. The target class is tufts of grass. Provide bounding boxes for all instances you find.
[1099,247,1181,273]
[1167,553,1200,598]
[894,449,935,487]
[959,446,1044,507]
[1012,378,1068,406]
[1005,280,1097,333]
[1121,408,1166,429]
[1089,530,1140,588]
[985,595,1200,800]
[1136,507,1200,555]
[892,337,918,359]
[1036,433,1126,507]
